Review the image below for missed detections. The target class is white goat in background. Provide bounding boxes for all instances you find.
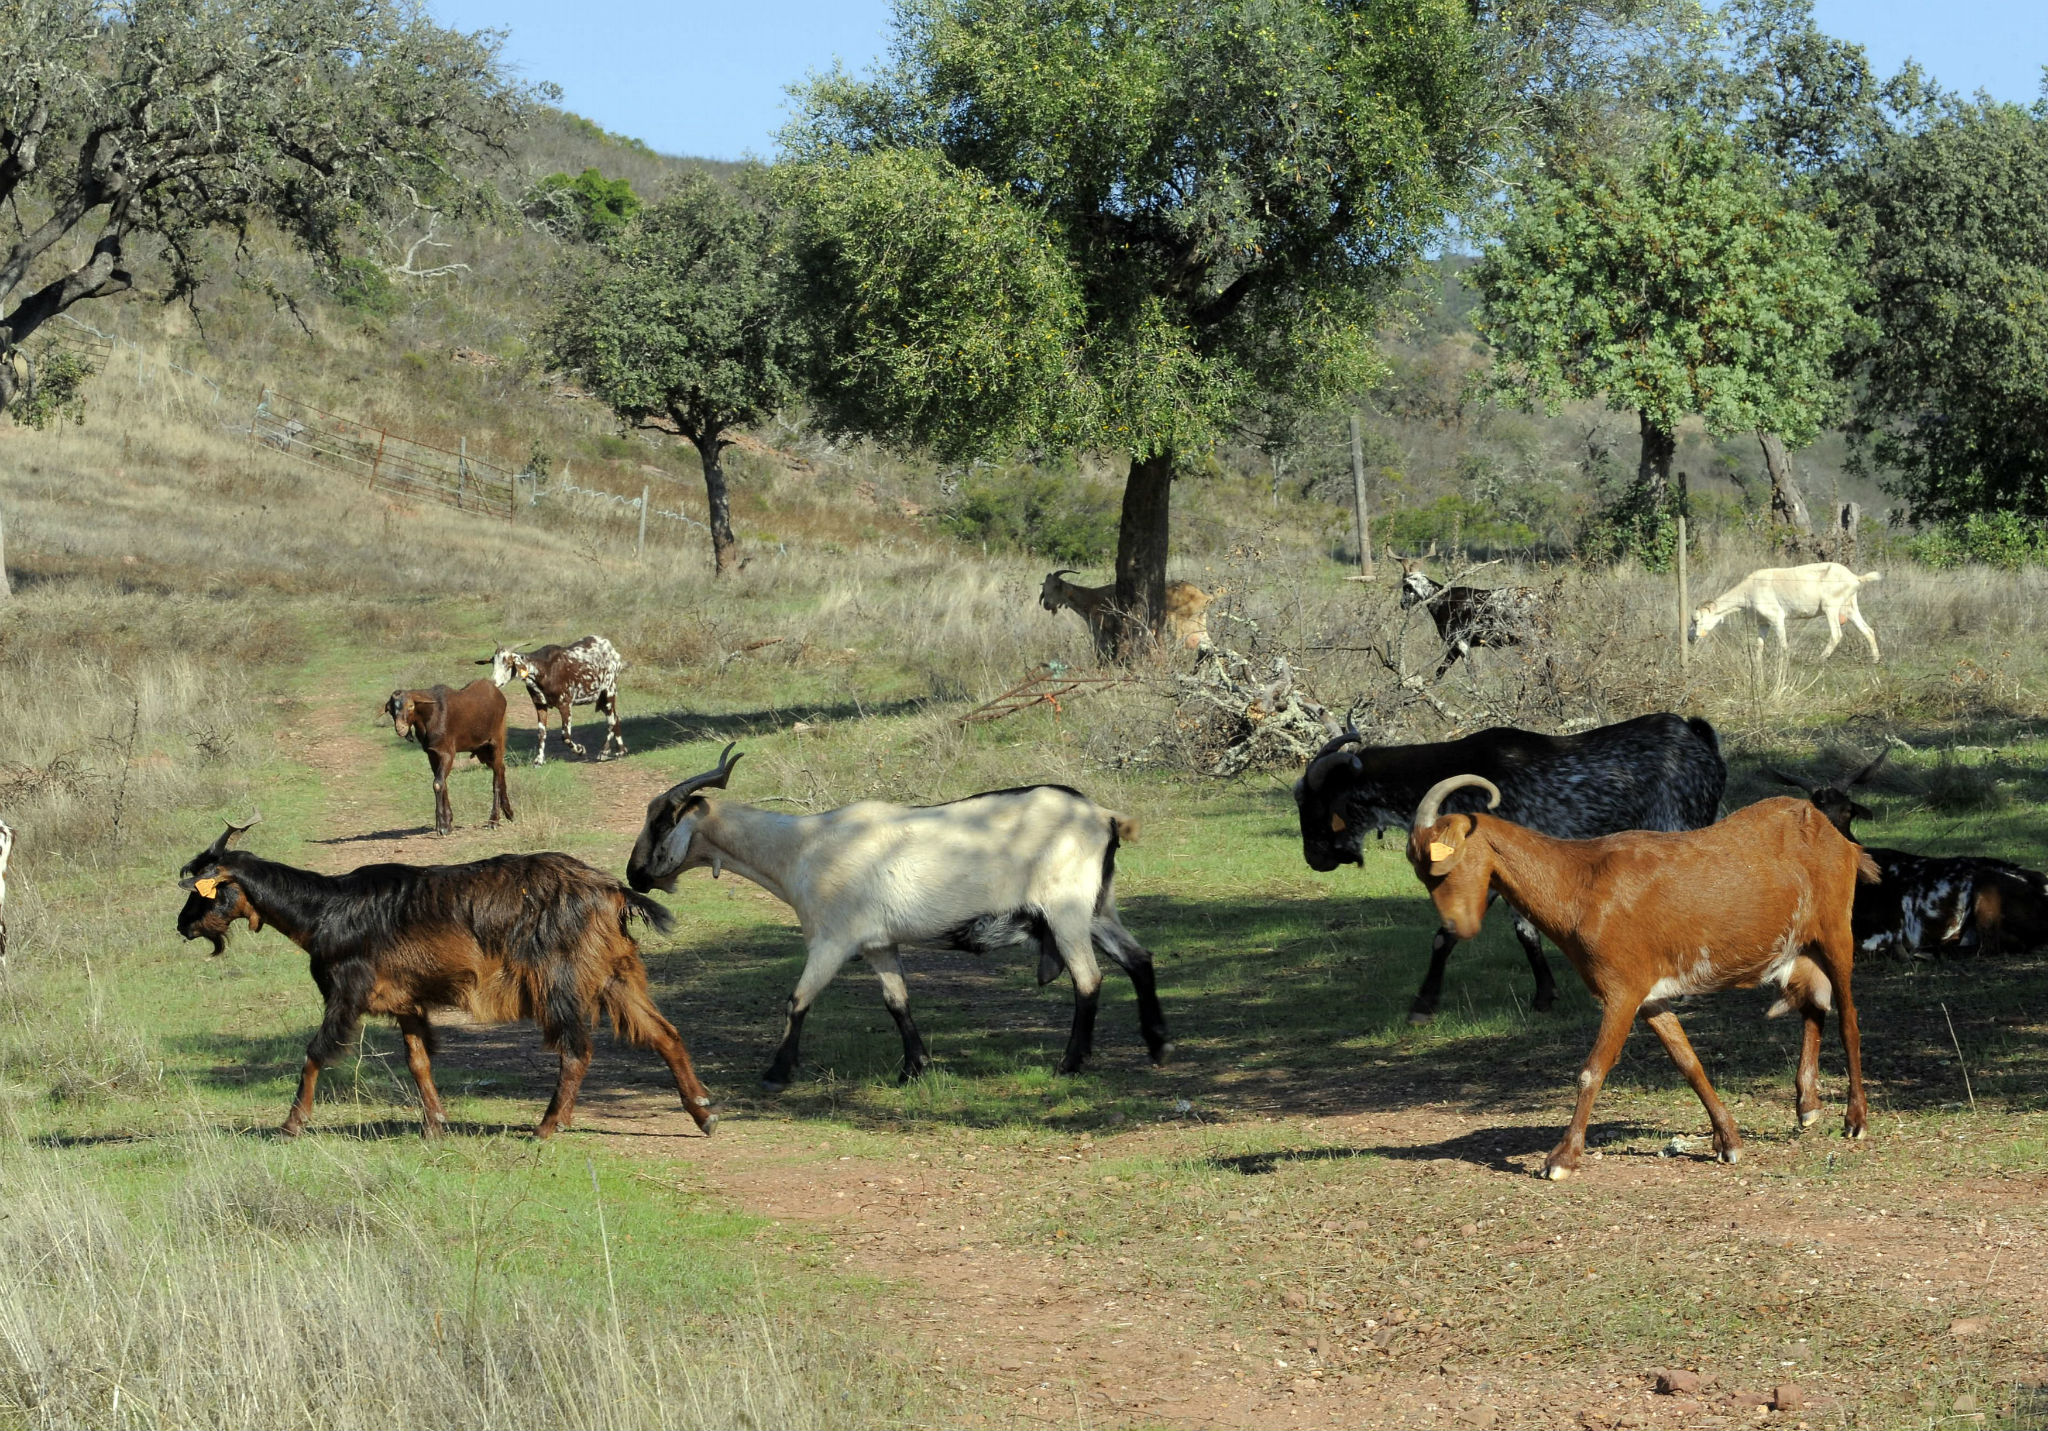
[1690,562,1883,662]
[625,746,1172,1090]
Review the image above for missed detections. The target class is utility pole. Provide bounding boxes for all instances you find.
[1349,414,1374,577]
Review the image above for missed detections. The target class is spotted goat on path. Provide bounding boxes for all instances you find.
[479,635,626,764]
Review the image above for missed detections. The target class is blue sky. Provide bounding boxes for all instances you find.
[429,1,2046,162]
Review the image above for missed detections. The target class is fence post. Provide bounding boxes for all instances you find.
[369,427,387,493]
[1677,513,1690,673]
[457,436,468,511]
[1349,414,1374,577]
[636,484,650,559]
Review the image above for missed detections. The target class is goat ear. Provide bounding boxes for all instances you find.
[1419,823,1467,877]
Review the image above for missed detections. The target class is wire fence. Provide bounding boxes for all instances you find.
[247,389,518,520]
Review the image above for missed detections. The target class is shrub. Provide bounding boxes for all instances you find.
[1378,494,1537,555]
[941,469,1118,565]
[329,256,402,316]
[1907,510,2048,570]
[9,349,94,428]
[528,168,643,242]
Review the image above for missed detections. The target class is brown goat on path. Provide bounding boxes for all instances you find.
[1407,776,1878,1180]
[174,814,715,1140]
[386,680,513,836]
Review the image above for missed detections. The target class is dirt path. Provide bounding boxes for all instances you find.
[292,694,2048,1430]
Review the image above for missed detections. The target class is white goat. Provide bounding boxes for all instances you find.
[1039,570,1216,655]
[1690,562,1882,661]
[0,818,11,960]
[625,746,1171,1089]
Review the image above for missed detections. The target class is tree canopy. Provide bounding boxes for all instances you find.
[1472,122,1856,562]
[0,0,531,415]
[779,0,1499,650]
[528,168,644,242]
[1840,96,2048,524]
[548,169,800,575]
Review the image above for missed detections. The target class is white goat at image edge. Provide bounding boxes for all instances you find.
[1690,562,1883,661]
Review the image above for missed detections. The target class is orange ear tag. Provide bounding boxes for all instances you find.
[1427,842,1453,862]
[1329,814,1347,832]
[195,877,222,899]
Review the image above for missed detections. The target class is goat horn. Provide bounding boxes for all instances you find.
[1763,767,1810,791]
[1411,776,1498,835]
[206,809,263,857]
[1302,728,1363,792]
[1848,749,1890,787]
[660,743,744,808]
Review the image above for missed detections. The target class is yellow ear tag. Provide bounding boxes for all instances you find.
[195,877,221,899]
[1427,842,1453,863]
[1329,813,1347,833]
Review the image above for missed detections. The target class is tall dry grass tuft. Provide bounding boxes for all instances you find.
[0,1128,916,1431]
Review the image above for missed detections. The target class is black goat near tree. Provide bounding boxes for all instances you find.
[174,813,716,1139]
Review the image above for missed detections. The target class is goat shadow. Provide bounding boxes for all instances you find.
[504,696,936,762]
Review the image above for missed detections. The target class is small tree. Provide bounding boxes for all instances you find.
[548,170,798,575]
[1841,96,2048,524]
[780,0,1497,654]
[527,168,644,242]
[0,0,529,416]
[1472,123,1855,565]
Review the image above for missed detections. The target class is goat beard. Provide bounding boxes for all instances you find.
[184,927,229,957]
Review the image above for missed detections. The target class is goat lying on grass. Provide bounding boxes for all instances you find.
[1296,714,1726,1023]
[1770,753,2048,958]
[626,746,1170,1089]
[1691,562,1882,661]
[386,679,513,835]
[176,814,715,1139]
[1406,776,1878,1180]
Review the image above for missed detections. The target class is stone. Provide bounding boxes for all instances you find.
[1948,1317,1991,1338]
[1282,1289,1308,1309]
[1771,1383,1803,1413]
[1657,1370,1702,1396]
[1727,1390,1773,1409]
[1953,1394,1980,1414]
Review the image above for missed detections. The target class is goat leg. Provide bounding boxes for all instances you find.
[558,697,586,757]
[1642,1006,1741,1163]
[535,1036,593,1139]
[397,1012,450,1136]
[761,1000,808,1091]
[601,974,718,1133]
[279,1056,322,1138]
[1511,914,1557,1012]
[281,989,365,1136]
[866,947,931,1083]
[1545,995,1640,1180]
[1407,926,1463,1024]
[1095,921,1171,1063]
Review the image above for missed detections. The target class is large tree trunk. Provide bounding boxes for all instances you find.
[1756,431,1812,532]
[685,424,739,576]
[1637,410,1675,505]
[1111,450,1175,661]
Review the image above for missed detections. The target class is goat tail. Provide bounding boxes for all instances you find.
[1855,849,1883,885]
[1857,570,1883,584]
[1111,815,1140,844]
[622,889,676,934]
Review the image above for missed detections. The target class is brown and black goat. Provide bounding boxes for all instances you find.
[1768,751,2048,958]
[174,814,715,1140]
[1407,776,1878,1180]
[1392,553,1550,681]
[386,680,513,835]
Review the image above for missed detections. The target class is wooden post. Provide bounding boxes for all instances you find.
[1349,414,1373,577]
[1676,470,1691,672]
[457,436,468,510]
[637,484,650,559]
[369,426,387,492]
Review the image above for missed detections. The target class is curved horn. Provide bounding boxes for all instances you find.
[1411,776,1498,835]
[1048,568,1078,580]
[1847,749,1890,787]
[659,743,744,808]
[207,810,263,857]
[1303,728,1363,791]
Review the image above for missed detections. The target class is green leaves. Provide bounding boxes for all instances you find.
[780,147,1086,461]
[1844,98,2048,522]
[1474,123,1855,445]
[779,0,1497,464]
[549,169,798,445]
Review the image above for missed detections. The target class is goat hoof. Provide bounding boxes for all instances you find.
[1716,1145,1742,1165]
[1150,1041,1175,1066]
[699,1113,719,1136]
[1541,1162,1573,1181]
[275,1123,304,1140]
[759,1076,788,1094]
[1406,1009,1438,1027]
[1799,1108,1823,1128]
[1532,992,1557,1013]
